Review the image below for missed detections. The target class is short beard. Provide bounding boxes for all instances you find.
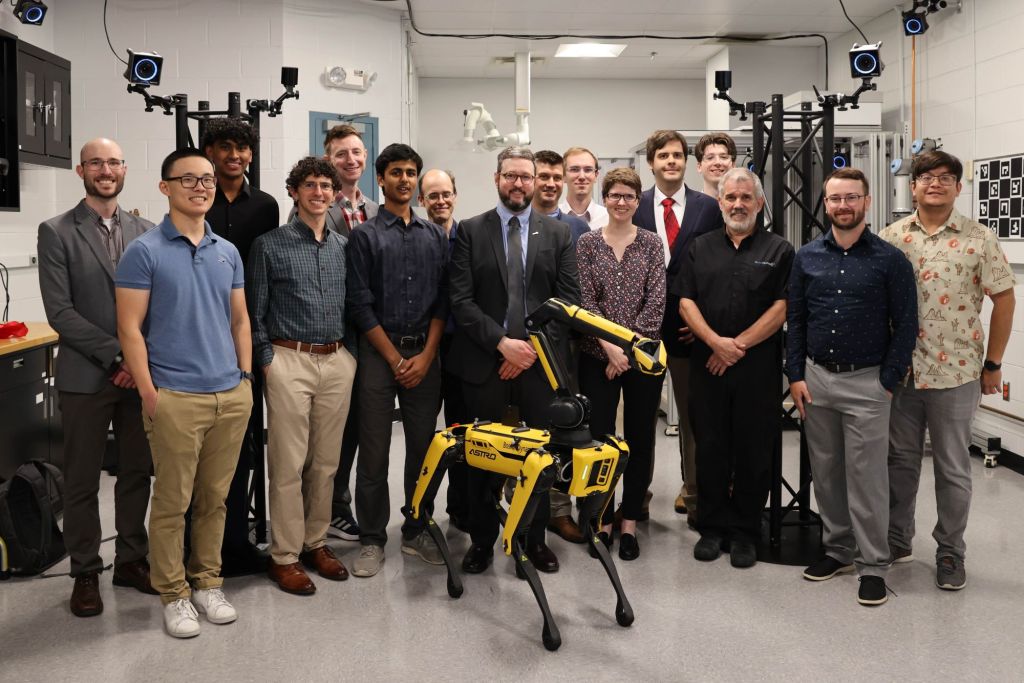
[499,187,532,213]
[84,176,124,199]
[724,213,756,235]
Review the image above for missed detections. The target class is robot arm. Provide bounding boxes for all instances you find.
[526,298,667,394]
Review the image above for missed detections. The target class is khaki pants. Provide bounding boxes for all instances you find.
[265,345,356,564]
[144,382,252,604]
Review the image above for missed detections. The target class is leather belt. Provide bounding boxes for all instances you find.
[388,333,426,350]
[272,339,341,355]
[812,358,877,374]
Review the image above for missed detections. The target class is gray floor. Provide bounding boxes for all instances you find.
[2,425,1023,682]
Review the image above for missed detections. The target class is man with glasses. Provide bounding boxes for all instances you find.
[559,146,608,229]
[38,138,157,618]
[635,130,723,524]
[347,144,449,578]
[249,157,355,595]
[694,132,737,198]
[201,117,279,576]
[880,150,1016,592]
[788,168,917,606]
[449,146,580,576]
[116,149,254,638]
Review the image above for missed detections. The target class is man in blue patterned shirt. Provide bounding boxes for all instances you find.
[248,157,356,595]
[787,168,917,606]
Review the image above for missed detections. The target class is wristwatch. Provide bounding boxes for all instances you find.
[241,370,256,382]
[107,352,125,377]
[983,359,1001,372]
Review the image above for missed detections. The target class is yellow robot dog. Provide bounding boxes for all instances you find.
[404,298,666,651]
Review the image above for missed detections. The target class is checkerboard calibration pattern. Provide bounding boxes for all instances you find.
[976,153,1024,239]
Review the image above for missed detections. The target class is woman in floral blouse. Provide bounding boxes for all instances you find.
[576,167,666,560]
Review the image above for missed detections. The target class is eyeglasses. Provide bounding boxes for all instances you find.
[500,172,535,184]
[164,175,217,189]
[566,166,597,176]
[824,194,865,206]
[82,159,125,170]
[606,192,637,204]
[300,181,336,192]
[425,191,454,202]
[915,173,957,186]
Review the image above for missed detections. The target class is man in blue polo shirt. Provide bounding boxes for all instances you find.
[116,148,254,639]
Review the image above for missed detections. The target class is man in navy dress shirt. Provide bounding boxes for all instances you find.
[787,167,917,606]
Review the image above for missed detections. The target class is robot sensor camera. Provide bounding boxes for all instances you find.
[125,50,164,86]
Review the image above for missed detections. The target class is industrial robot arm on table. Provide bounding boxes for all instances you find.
[403,298,666,651]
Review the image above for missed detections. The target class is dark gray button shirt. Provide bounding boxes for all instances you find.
[247,215,348,367]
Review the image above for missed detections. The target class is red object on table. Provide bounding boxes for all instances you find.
[0,321,28,339]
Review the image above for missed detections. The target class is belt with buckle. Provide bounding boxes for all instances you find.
[388,333,426,350]
[812,358,877,374]
[271,339,341,355]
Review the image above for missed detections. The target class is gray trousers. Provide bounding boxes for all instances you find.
[804,361,891,577]
[58,385,152,576]
[354,336,441,547]
[888,380,981,561]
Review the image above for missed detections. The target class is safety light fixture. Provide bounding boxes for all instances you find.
[323,66,377,92]
[13,0,47,25]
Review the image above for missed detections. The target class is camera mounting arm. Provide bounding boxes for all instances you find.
[812,77,877,112]
[125,83,178,116]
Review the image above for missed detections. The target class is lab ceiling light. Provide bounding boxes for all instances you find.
[13,0,47,25]
[554,43,626,59]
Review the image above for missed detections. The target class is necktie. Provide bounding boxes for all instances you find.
[505,216,527,339]
[662,197,680,251]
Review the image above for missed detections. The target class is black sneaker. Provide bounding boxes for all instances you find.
[693,534,723,562]
[729,539,757,568]
[857,575,888,606]
[803,555,855,581]
[327,511,361,542]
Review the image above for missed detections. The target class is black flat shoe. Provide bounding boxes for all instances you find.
[588,531,613,559]
[461,543,493,574]
[618,533,639,561]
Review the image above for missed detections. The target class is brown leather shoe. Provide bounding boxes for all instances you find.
[300,546,349,581]
[546,515,585,544]
[112,558,159,595]
[525,542,559,573]
[70,572,103,617]
[267,561,317,595]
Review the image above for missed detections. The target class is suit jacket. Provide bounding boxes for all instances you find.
[550,208,591,246]
[327,196,379,237]
[37,200,154,393]
[634,186,724,357]
[448,208,581,384]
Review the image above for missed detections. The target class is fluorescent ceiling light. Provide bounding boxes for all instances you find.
[555,43,626,58]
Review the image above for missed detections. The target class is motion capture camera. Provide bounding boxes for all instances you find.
[714,70,732,92]
[13,0,47,25]
[281,66,298,90]
[124,50,164,87]
[848,42,883,79]
[902,9,928,35]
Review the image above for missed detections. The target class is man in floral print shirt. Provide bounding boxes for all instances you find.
[880,150,1016,592]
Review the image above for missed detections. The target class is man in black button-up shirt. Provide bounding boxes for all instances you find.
[676,168,794,568]
[346,144,449,578]
[786,168,916,605]
[248,158,356,594]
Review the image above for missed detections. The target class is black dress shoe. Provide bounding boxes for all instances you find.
[525,542,559,573]
[730,539,758,568]
[587,531,613,559]
[694,533,724,562]
[461,543,494,574]
[618,533,640,561]
[220,543,270,578]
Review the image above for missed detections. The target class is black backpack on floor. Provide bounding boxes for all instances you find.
[0,460,66,575]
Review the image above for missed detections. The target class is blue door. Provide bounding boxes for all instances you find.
[308,112,379,202]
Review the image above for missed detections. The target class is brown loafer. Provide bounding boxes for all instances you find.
[70,572,103,617]
[300,546,349,581]
[546,515,585,544]
[112,558,160,595]
[267,561,317,595]
[525,542,559,573]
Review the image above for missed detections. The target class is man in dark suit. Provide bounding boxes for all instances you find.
[633,130,724,525]
[449,146,581,575]
[37,138,157,617]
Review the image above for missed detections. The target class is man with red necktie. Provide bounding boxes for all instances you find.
[633,130,724,528]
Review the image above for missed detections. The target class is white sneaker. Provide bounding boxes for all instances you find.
[163,598,201,638]
[191,587,238,624]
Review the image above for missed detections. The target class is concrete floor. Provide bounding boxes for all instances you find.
[2,425,1023,682]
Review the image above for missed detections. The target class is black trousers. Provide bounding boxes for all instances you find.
[220,372,261,561]
[439,333,469,520]
[462,363,553,548]
[578,353,664,523]
[689,345,781,542]
[330,371,359,519]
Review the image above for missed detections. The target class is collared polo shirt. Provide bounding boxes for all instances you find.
[673,227,794,355]
[880,208,1016,389]
[115,214,245,393]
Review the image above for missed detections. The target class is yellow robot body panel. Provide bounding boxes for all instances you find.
[463,423,551,478]
[567,436,629,498]
[502,448,557,556]
[409,429,461,520]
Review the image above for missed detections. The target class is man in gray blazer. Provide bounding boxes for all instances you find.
[37,138,157,617]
